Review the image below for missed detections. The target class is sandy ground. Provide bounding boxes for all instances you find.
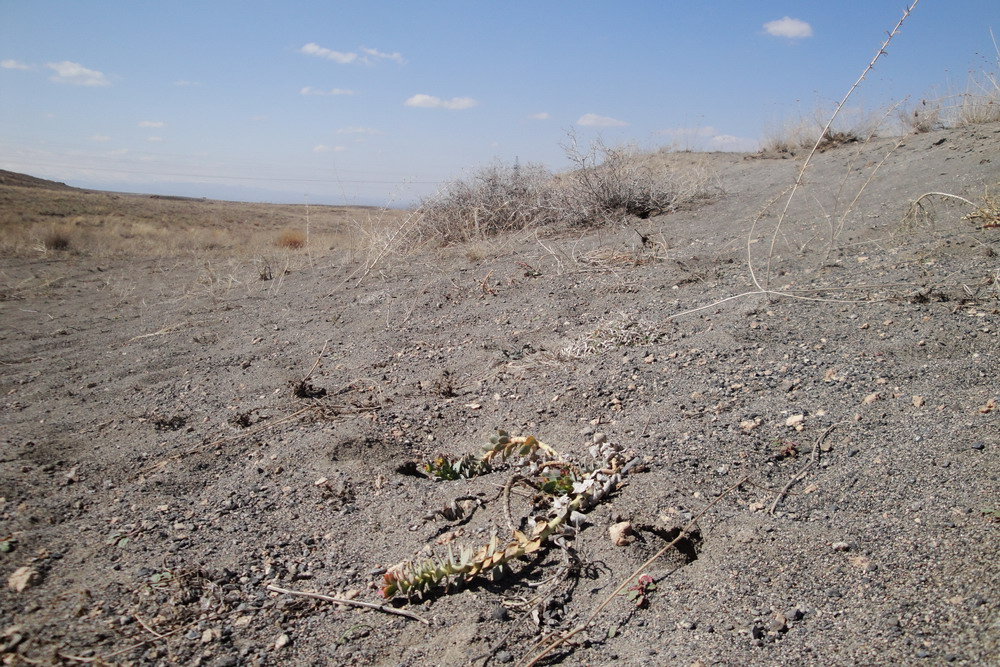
[1,123,999,666]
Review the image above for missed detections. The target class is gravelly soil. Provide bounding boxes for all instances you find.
[2,123,998,666]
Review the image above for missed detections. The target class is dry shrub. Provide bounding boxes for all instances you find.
[418,161,558,244]
[275,228,306,249]
[558,134,697,224]
[416,136,720,246]
[42,226,72,251]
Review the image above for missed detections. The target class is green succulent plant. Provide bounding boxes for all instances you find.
[381,433,634,600]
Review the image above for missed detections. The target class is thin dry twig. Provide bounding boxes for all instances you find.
[769,423,840,515]
[56,610,237,663]
[141,406,313,475]
[133,613,167,639]
[519,474,751,667]
[302,339,330,383]
[265,584,430,625]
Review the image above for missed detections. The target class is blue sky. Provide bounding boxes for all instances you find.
[1,1,997,205]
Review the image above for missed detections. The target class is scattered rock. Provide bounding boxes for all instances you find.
[274,633,291,649]
[0,626,28,653]
[768,613,788,634]
[7,567,42,592]
[609,521,635,546]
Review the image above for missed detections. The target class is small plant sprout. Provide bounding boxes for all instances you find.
[624,574,657,608]
[423,430,560,481]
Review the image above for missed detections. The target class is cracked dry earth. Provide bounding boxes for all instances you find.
[1,122,999,666]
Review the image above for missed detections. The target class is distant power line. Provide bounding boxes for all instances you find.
[7,160,445,186]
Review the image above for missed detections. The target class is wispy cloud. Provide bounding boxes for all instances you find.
[336,126,382,135]
[300,86,355,96]
[529,112,551,120]
[299,43,406,67]
[300,43,357,64]
[657,125,717,139]
[709,134,758,151]
[138,120,165,128]
[146,136,165,143]
[361,47,405,65]
[1,59,31,70]
[405,94,478,110]
[46,61,110,86]
[657,126,757,151]
[313,144,347,153]
[577,113,627,127]
[90,134,111,142]
[173,80,201,87]
[763,17,813,39]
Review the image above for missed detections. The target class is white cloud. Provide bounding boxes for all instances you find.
[1,59,31,70]
[361,47,405,64]
[299,43,358,64]
[764,17,813,39]
[90,134,111,142]
[313,144,347,153]
[46,61,110,86]
[138,120,165,128]
[529,112,551,120]
[336,126,382,135]
[577,113,627,127]
[300,86,355,96]
[173,80,201,87]
[405,94,478,110]
[146,136,164,142]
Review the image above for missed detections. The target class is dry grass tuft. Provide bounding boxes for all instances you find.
[898,99,944,134]
[275,228,306,249]
[759,108,883,156]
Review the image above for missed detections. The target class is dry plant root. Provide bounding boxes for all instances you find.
[519,474,751,667]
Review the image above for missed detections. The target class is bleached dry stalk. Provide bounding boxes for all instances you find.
[757,0,921,292]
